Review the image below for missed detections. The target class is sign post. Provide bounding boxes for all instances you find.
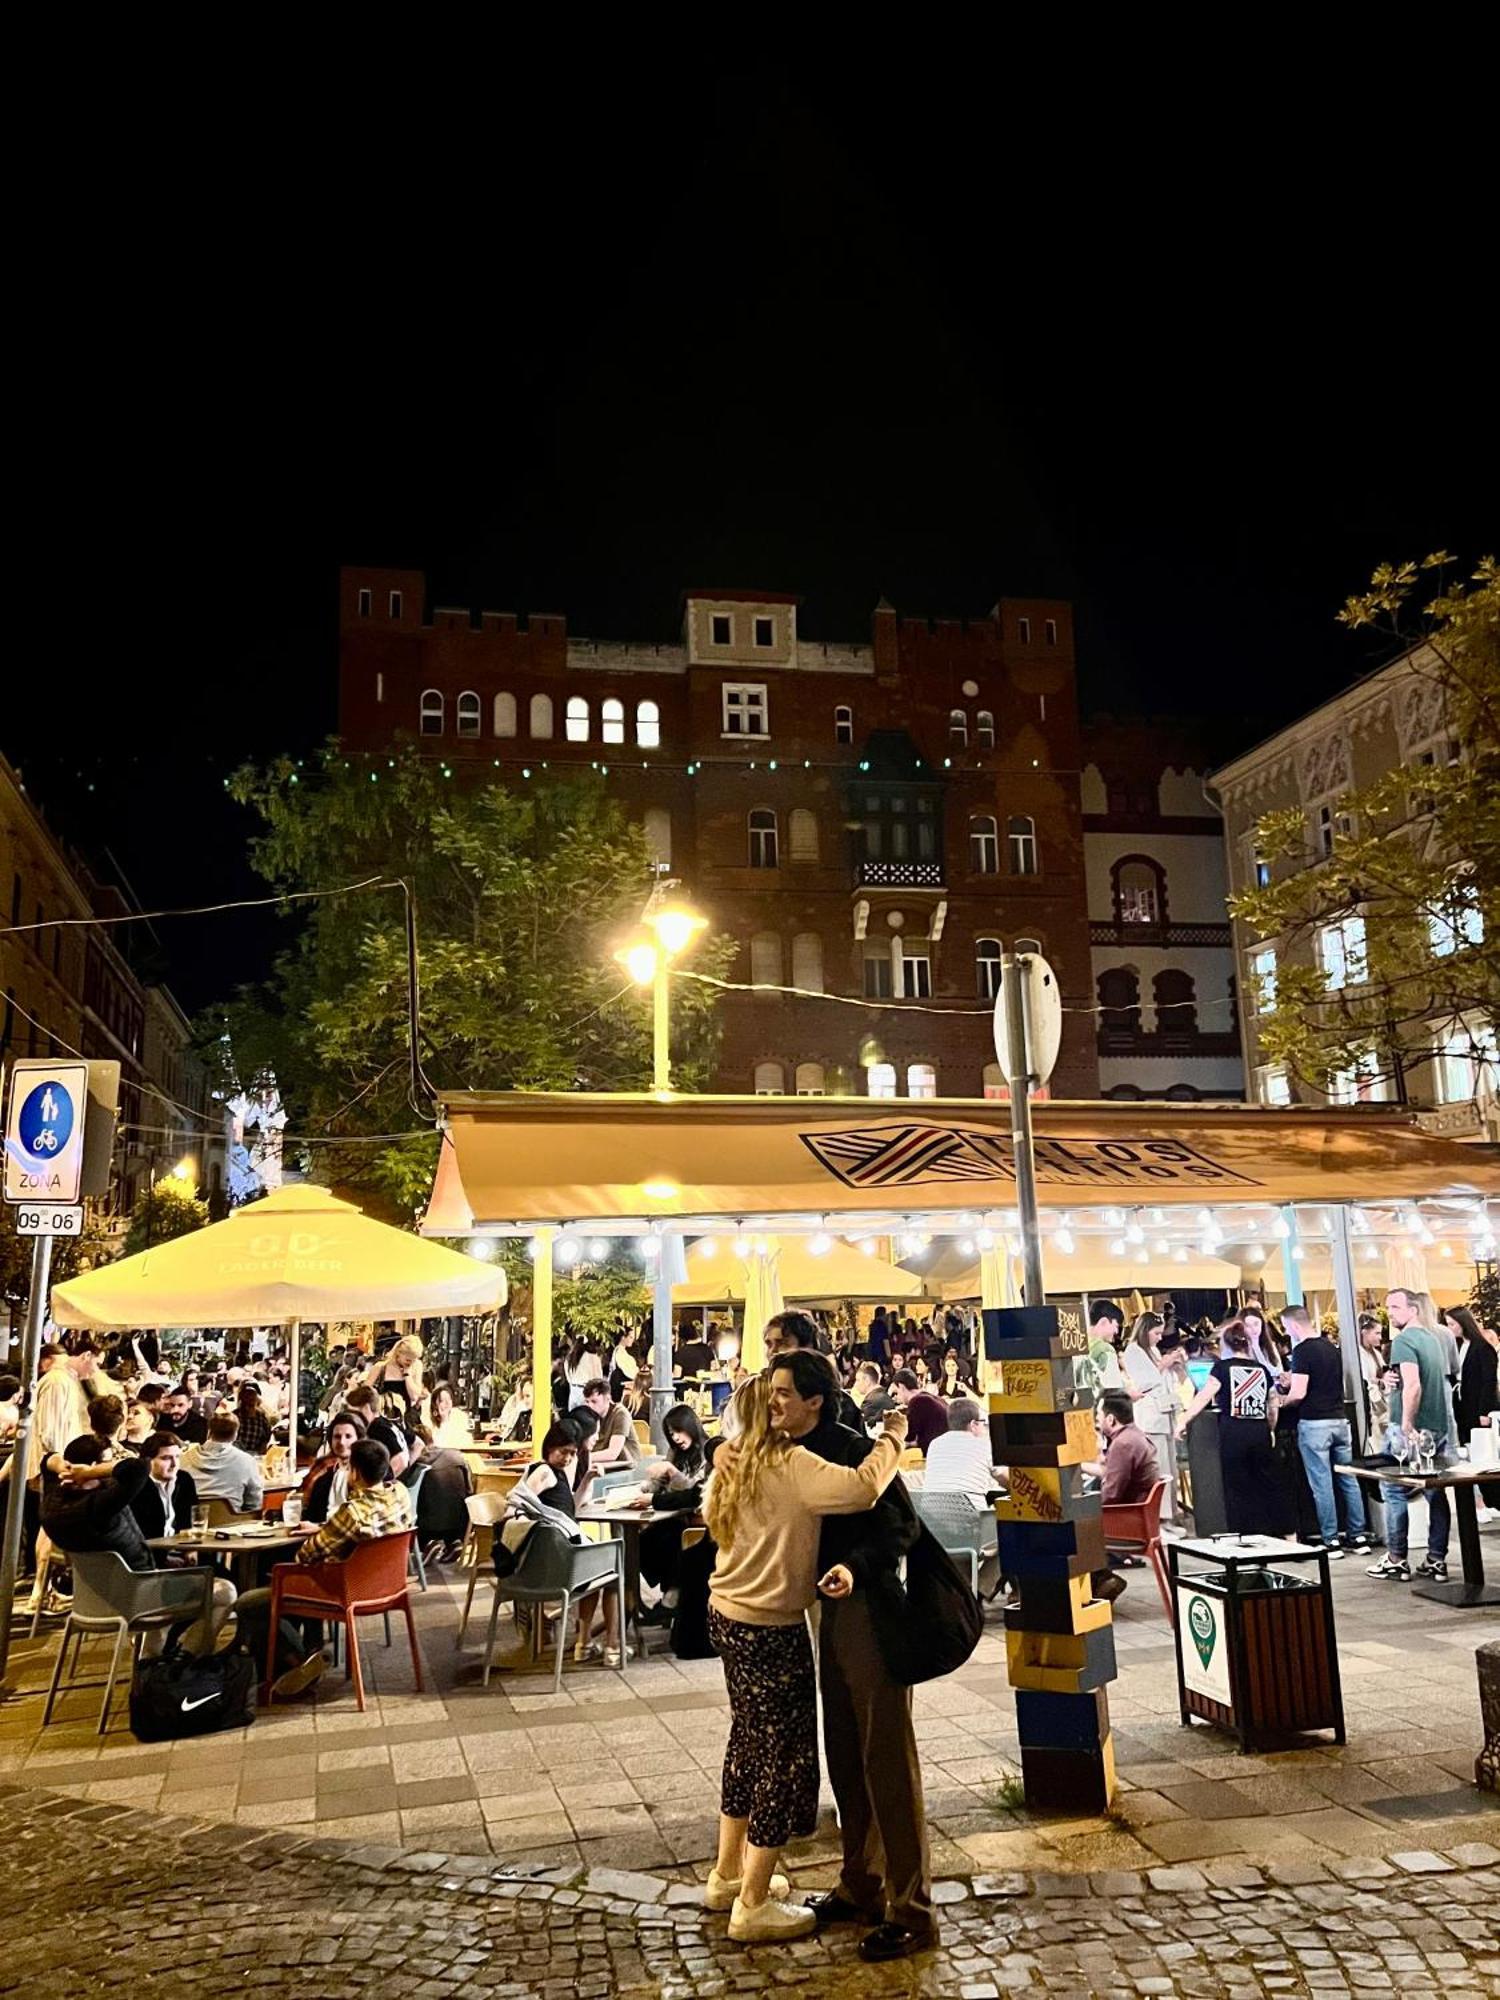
[994,948,1061,1307]
[0,1060,106,1688]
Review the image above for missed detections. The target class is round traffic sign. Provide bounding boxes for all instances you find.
[17,1080,76,1158]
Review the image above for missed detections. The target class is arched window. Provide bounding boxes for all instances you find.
[866,1061,897,1099]
[565,697,590,743]
[834,705,854,744]
[949,710,968,746]
[748,808,778,868]
[976,710,995,748]
[907,1062,938,1099]
[788,808,819,863]
[970,815,999,874]
[795,1061,826,1096]
[1153,968,1198,1037]
[420,689,444,735]
[636,700,660,749]
[644,808,672,869]
[456,691,481,738]
[750,933,783,987]
[976,937,1002,999]
[1097,967,1141,1040]
[1113,854,1167,927]
[530,693,554,739]
[753,1061,785,1095]
[792,933,824,994]
[1007,814,1038,875]
[494,692,517,738]
[601,697,625,745]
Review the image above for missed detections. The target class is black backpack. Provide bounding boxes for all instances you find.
[868,1524,984,1686]
[130,1645,257,1740]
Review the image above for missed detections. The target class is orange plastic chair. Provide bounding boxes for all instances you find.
[266,1530,421,1711]
[1101,1478,1173,1617]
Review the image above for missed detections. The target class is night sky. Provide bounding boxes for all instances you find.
[10,73,1491,1013]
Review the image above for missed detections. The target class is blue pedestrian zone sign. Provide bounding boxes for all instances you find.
[4,1060,90,1206]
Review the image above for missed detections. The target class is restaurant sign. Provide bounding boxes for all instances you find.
[801,1124,1257,1193]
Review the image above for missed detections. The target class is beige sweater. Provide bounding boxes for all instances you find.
[708,1428,904,1627]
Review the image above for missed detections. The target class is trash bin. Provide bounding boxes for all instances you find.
[1169,1536,1346,1754]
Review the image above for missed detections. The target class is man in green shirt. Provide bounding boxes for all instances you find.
[1366,1288,1453,1585]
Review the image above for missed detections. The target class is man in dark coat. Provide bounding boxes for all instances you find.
[768,1348,934,1963]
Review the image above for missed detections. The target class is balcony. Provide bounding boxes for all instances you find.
[855,859,945,891]
[1416,1099,1496,1142]
[1089,920,1232,948]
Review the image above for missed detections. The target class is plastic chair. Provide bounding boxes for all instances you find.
[204,1497,254,1527]
[399,1463,431,1590]
[42,1550,213,1734]
[456,1490,513,1646]
[266,1531,420,1711]
[1101,1478,1173,1616]
[912,1489,998,1596]
[588,1468,644,1503]
[481,1522,626,1694]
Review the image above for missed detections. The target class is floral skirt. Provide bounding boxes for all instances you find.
[709,1606,819,1850]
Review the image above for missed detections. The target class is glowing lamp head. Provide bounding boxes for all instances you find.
[641,1178,679,1202]
[617,933,660,986]
[647,901,708,958]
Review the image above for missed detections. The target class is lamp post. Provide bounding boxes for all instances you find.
[615,884,706,1440]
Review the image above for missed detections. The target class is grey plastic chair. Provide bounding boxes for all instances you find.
[43,1549,214,1734]
[399,1463,431,1590]
[912,1489,998,1597]
[481,1521,626,1694]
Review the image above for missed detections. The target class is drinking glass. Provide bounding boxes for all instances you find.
[190,1505,209,1535]
[282,1493,303,1527]
[1417,1430,1436,1475]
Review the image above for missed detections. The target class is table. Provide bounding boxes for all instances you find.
[149,1526,310,1588]
[1347,1461,1500,1608]
[574,1501,696,1652]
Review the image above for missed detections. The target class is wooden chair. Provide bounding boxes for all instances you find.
[455,1490,513,1647]
[265,1531,420,1711]
[1101,1478,1173,1616]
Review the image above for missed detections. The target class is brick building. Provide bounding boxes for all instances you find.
[338,569,1100,1099]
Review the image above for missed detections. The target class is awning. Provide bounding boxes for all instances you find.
[426,1093,1499,1232]
[904,1240,1245,1299]
[672,1235,921,1305]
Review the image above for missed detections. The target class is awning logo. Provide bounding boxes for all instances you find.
[799,1122,1256,1191]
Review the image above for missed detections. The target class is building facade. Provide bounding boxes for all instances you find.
[1081,723,1243,1102]
[338,568,1100,1100]
[1211,644,1496,1141]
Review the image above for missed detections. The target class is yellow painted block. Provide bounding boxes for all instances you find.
[1055,1407,1098,1465]
[996,1464,1069,1525]
[994,1359,1068,1413]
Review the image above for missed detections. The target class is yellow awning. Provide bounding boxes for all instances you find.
[672,1235,921,1305]
[427,1093,1498,1231]
[53,1182,507,1330]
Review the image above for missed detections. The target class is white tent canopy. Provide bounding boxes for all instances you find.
[673,1236,921,1307]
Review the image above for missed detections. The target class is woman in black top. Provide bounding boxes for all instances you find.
[1178,1318,1286,1533]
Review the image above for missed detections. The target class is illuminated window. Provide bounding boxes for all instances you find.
[976,938,1002,1000]
[866,1061,897,1099]
[357,588,371,617]
[748,808,778,868]
[835,705,854,744]
[1260,1065,1291,1107]
[1116,857,1164,925]
[711,613,732,646]
[529,693,553,739]
[900,951,932,999]
[565,697,590,743]
[970,815,999,874]
[644,808,671,868]
[862,950,893,998]
[1430,886,1484,957]
[795,1061,825,1096]
[1251,946,1277,1013]
[791,933,824,993]
[1316,915,1368,989]
[754,615,774,647]
[976,710,995,748]
[1436,1023,1499,1104]
[420,689,444,736]
[750,933,782,987]
[1008,816,1038,875]
[1329,1051,1389,1105]
[494,693,517,738]
[788,808,819,863]
[601,698,625,745]
[907,1062,938,1099]
[754,1061,784,1095]
[636,700,660,749]
[949,710,968,746]
[456,691,481,738]
[723,683,768,736]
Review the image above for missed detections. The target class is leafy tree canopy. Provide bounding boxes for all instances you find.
[203,746,731,1213]
[123,1178,211,1257]
[1232,556,1499,1098]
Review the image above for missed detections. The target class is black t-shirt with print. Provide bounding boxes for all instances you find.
[1210,1357,1273,1429]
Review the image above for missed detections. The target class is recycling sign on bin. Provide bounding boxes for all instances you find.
[4,1059,90,1206]
[1176,1585,1232,1706]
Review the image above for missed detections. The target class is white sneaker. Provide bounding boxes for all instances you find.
[704,1866,790,1911]
[727,1895,815,1942]
[1477,1505,1497,1525]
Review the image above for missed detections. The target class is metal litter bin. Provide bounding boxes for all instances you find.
[1169,1536,1346,1754]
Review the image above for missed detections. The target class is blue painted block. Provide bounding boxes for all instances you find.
[1016,1688,1111,1752]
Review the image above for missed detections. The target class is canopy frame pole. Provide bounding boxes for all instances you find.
[287,1316,301,1477]
[1280,1204,1304,1307]
[0,1232,54,1688]
[1001,949,1046,1306]
[1329,1206,1367,1452]
[650,1243,674,1449]
[532,1228,555,1439]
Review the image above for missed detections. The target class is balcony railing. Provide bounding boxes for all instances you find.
[1089,920,1233,947]
[855,860,945,890]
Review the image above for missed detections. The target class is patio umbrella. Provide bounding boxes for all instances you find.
[672,1236,922,1308]
[740,1244,783,1374]
[51,1183,507,1445]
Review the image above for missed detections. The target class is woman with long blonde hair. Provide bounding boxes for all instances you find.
[1121,1309,1176,1521]
[702,1367,907,1945]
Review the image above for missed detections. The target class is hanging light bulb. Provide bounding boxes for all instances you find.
[640,1236,660,1260]
[1273,1215,1291,1239]
[588,1239,609,1262]
[697,1237,717,1258]
[977,1228,995,1250]
[1149,1208,1166,1226]
[1125,1219,1145,1246]
[1153,1239,1169,1256]
[1173,1246,1188,1263]
[959,1237,976,1257]
[1054,1227,1075,1256]
[809,1232,833,1256]
[860,1237,878,1257]
[1291,1244,1305,1261]
[732,1233,751,1258]
[557,1238,580,1266]
[1104,1209,1124,1228]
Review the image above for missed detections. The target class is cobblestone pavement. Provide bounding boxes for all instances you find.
[2,1784,1498,1999]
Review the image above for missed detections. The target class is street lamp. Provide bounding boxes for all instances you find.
[615,884,707,1094]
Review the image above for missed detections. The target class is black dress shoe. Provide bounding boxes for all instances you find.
[859,1922,938,1961]
[806,1891,874,1928]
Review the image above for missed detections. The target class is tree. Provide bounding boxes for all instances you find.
[1231,556,1499,1100]
[204,746,731,1212]
[123,1178,210,1256]
[0,1204,113,1325]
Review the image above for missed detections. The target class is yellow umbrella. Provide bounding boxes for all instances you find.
[740,1244,783,1373]
[673,1237,921,1307]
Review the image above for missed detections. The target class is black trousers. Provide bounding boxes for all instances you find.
[1220,1424,1287,1535]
